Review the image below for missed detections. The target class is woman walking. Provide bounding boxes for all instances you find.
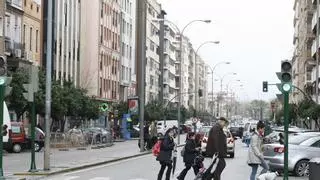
[157,128,175,180]
[247,121,269,180]
[177,132,201,180]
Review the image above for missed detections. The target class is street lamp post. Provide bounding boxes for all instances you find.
[195,41,220,117]
[206,62,231,118]
[216,72,237,117]
[153,19,211,144]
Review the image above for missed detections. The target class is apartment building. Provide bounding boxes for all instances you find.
[120,0,135,101]
[5,0,25,70]
[42,0,81,86]
[0,0,5,56]
[163,23,178,104]
[292,0,315,103]
[23,0,41,66]
[145,0,161,103]
[80,0,121,102]
[198,58,208,111]
[187,44,196,108]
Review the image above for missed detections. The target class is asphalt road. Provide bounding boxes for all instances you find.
[43,140,308,180]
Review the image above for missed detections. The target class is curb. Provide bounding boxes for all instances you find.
[13,143,185,177]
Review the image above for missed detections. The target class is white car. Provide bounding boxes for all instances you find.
[201,128,235,158]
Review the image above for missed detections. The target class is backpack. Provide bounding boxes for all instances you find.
[152,140,162,157]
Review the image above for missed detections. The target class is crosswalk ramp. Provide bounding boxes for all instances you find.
[47,176,149,180]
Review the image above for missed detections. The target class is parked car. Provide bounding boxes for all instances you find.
[229,126,243,138]
[83,127,112,144]
[263,134,320,176]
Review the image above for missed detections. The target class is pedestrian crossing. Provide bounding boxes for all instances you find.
[47,176,149,180]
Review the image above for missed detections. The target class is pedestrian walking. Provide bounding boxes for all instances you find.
[206,117,228,180]
[157,128,175,180]
[247,121,269,180]
[144,122,151,149]
[177,132,201,180]
[150,121,158,147]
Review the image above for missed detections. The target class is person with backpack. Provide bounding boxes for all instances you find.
[156,128,175,180]
[177,132,201,180]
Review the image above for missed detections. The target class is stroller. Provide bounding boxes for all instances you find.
[194,153,219,180]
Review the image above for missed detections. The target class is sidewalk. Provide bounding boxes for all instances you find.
[4,134,186,179]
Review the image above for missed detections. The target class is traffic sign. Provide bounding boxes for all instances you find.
[100,103,109,112]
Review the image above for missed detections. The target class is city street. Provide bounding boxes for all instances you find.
[44,140,308,180]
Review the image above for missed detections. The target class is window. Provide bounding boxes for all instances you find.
[36,30,39,52]
[0,17,3,37]
[64,3,67,26]
[11,126,21,134]
[30,27,32,51]
[101,2,104,18]
[24,0,26,6]
[129,46,132,60]
[150,41,154,51]
[311,140,320,148]
[150,76,154,86]
[31,3,33,9]
[37,5,39,12]
[122,65,125,80]
[100,25,103,43]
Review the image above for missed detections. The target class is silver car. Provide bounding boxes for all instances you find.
[263,134,320,177]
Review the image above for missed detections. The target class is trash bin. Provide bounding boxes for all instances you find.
[309,158,320,180]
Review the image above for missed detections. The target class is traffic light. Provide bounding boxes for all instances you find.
[2,125,7,136]
[262,81,268,92]
[198,89,203,97]
[276,60,292,93]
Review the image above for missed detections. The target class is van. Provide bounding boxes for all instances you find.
[3,102,11,149]
[242,121,258,146]
[156,120,178,136]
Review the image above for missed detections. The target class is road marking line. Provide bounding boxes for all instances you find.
[63,155,150,176]
[89,177,111,180]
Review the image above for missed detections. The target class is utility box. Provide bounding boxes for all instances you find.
[309,158,320,180]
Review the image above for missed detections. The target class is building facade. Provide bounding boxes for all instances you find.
[42,0,81,86]
[0,0,5,56]
[187,43,196,108]
[292,0,315,103]
[163,23,178,104]
[5,0,25,70]
[23,0,41,66]
[120,0,135,101]
[145,0,161,103]
[80,0,121,102]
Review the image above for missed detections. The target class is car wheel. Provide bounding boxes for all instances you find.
[295,159,310,177]
[12,143,22,153]
[229,152,234,158]
[34,142,41,152]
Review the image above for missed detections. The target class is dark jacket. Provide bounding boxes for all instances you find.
[183,139,198,164]
[156,135,175,163]
[206,123,227,158]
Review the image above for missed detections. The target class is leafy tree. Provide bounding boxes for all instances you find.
[113,101,128,119]
[145,100,164,121]
[6,68,29,119]
[34,68,46,116]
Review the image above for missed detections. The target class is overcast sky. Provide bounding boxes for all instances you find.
[158,0,294,101]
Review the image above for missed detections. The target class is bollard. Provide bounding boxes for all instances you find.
[309,158,320,180]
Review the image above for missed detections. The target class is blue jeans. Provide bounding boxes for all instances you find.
[249,160,269,180]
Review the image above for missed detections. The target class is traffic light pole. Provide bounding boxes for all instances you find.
[283,92,289,180]
[29,95,37,172]
[0,84,4,178]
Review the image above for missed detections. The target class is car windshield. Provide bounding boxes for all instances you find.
[288,135,317,145]
[200,127,211,133]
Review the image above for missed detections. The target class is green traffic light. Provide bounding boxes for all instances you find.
[282,83,292,92]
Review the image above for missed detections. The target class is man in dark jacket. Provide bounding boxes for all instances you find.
[206,117,228,180]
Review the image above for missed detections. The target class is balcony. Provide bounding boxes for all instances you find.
[312,38,318,56]
[7,0,23,11]
[312,6,319,30]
